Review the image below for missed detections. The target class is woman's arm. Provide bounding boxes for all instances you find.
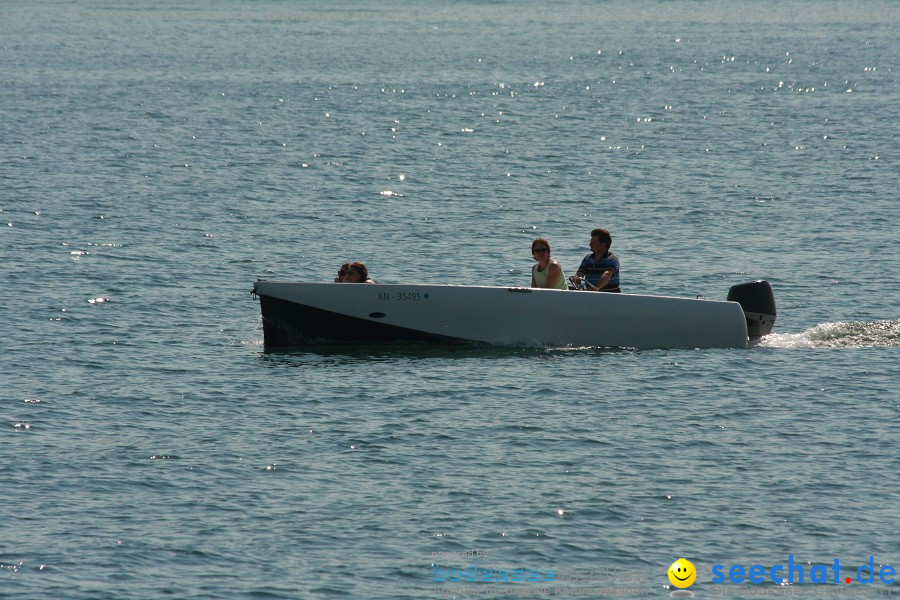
[545,262,563,289]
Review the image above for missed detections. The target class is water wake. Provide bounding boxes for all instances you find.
[760,319,900,349]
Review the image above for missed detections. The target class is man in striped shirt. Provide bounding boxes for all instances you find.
[574,228,621,292]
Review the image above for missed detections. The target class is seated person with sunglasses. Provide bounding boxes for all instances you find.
[530,238,568,290]
[334,263,352,282]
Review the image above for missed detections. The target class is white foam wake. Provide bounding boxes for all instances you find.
[759,319,900,349]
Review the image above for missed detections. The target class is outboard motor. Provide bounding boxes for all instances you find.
[727,280,776,339]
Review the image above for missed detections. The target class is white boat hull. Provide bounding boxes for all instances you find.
[252,281,755,349]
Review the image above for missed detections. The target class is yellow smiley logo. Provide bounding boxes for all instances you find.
[668,558,697,588]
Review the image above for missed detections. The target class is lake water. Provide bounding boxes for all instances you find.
[2,1,898,598]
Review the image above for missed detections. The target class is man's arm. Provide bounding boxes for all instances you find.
[587,269,613,291]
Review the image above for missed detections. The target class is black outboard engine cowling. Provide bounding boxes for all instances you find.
[727,280,776,339]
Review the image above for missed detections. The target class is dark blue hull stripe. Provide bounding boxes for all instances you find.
[258,295,469,346]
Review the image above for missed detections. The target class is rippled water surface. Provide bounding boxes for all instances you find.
[2,0,898,598]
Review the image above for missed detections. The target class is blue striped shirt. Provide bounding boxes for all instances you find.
[578,251,620,290]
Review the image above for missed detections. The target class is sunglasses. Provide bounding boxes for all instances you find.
[533,247,549,253]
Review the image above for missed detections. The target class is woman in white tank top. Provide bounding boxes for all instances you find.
[530,238,568,290]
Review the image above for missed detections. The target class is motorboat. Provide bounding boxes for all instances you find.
[251,279,776,350]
